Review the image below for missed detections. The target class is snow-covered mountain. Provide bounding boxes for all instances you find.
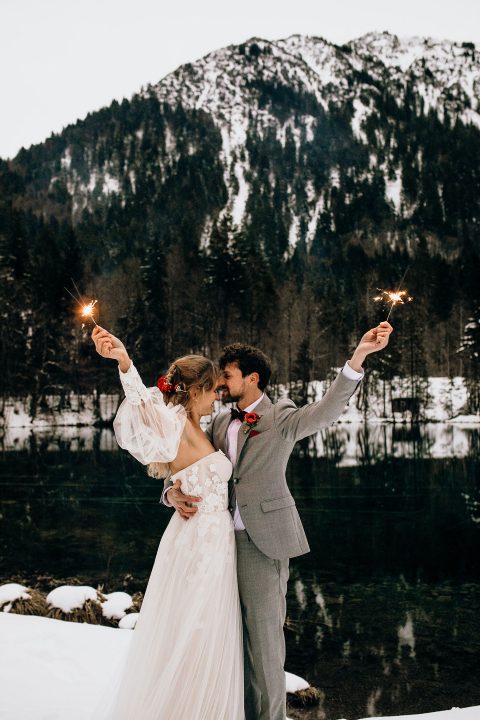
[2,31,480,398]
[8,31,479,247]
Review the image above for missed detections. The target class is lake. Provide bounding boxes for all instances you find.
[1,422,480,719]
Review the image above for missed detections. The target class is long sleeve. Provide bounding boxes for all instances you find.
[113,362,187,465]
[274,369,361,442]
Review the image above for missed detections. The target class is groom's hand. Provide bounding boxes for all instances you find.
[168,479,202,520]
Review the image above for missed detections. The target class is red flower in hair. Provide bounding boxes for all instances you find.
[157,376,173,393]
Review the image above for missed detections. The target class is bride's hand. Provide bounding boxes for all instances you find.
[348,321,393,372]
[356,321,393,355]
[91,326,129,364]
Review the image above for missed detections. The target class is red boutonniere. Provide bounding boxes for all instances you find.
[244,412,261,434]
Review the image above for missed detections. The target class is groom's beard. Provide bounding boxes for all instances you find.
[219,388,241,404]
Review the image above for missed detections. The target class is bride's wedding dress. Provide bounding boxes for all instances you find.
[92,364,244,720]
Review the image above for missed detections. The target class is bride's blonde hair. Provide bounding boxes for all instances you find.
[147,354,219,479]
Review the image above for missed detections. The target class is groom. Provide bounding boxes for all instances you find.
[162,321,393,720]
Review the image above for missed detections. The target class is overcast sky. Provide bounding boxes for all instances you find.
[1,0,479,159]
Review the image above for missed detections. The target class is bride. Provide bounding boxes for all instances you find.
[90,326,244,720]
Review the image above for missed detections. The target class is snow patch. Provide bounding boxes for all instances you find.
[46,585,99,614]
[0,584,30,610]
[351,98,370,143]
[285,214,301,259]
[119,612,139,630]
[101,592,133,620]
[232,160,250,226]
[386,169,402,213]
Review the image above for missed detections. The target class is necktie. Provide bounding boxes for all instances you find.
[230,407,246,422]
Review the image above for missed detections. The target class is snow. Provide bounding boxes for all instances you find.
[330,166,340,188]
[219,116,250,230]
[285,214,301,259]
[232,160,250,226]
[306,193,324,249]
[1,375,479,463]
[102,173,120,195]
[450,414,480,425]
[46,585,98,613]
[0,613,477,720]
[351,98,370,144]
[285,671,309,693]
[0,584,30,611]
[199,215,214,251]
[60,147,72,170]
[386,169,402,213]
[100,592,133,621]
[118,612,138,629]
[0,392,119,429]
[397,612,415,659]
[50,30,480,227]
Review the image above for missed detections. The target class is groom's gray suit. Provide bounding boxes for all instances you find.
[163,370,361,720]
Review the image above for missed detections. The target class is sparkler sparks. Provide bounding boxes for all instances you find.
[80,299,98,326]
[373,289,413,320]
[64,282,99,329]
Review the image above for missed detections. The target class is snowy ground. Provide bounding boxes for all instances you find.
[1,376,479,433]
[0,613,478,720]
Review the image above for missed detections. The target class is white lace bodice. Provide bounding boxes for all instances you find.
[171,450,233,514]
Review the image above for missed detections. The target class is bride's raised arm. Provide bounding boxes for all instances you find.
[91,327,186,466]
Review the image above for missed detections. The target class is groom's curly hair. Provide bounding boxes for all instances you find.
[219,343,272,391]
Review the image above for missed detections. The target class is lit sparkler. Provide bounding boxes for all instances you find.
[64,281,99,329]
[80,299,98,327]
[373,289,413,320]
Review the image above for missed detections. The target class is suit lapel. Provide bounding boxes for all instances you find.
[235,423,249,464]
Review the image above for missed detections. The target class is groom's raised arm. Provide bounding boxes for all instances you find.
[274,321,393,442]
[273,363,362,442]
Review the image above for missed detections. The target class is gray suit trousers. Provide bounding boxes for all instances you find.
[236,530,289,720]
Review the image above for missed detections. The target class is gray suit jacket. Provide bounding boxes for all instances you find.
[161,371,361,560]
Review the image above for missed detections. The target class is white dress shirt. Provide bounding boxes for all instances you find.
[228,394,265,530]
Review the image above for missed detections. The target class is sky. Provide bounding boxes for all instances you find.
[1,0,479,159]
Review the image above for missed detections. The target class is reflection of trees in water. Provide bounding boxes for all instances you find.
[285,568,480,719]
[468,429,480,459]
[304,423,479,465]
[317,427,347,464]
[462,431,480,524]
[356,424,389,465]
[391,423,435,459]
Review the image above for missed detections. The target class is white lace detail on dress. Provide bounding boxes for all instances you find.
[172,452,234,584]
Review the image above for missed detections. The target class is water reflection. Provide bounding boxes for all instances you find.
[310,423,480,465]
[1,424,480,718]
[285,572,480,719]
[3,422,480,463]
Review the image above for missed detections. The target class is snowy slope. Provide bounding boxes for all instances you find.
[0,613,478,720]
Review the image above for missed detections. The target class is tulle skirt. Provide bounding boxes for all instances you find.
[92,510,244,720]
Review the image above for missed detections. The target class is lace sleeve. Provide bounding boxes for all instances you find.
[113,362,187,465]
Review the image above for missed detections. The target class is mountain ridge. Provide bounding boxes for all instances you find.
[1,30,479,399]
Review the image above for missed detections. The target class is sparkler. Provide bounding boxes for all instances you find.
[373,265,413,321]
[80,299,98,327]
[64,281,99,329]
[373,289,413,321]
